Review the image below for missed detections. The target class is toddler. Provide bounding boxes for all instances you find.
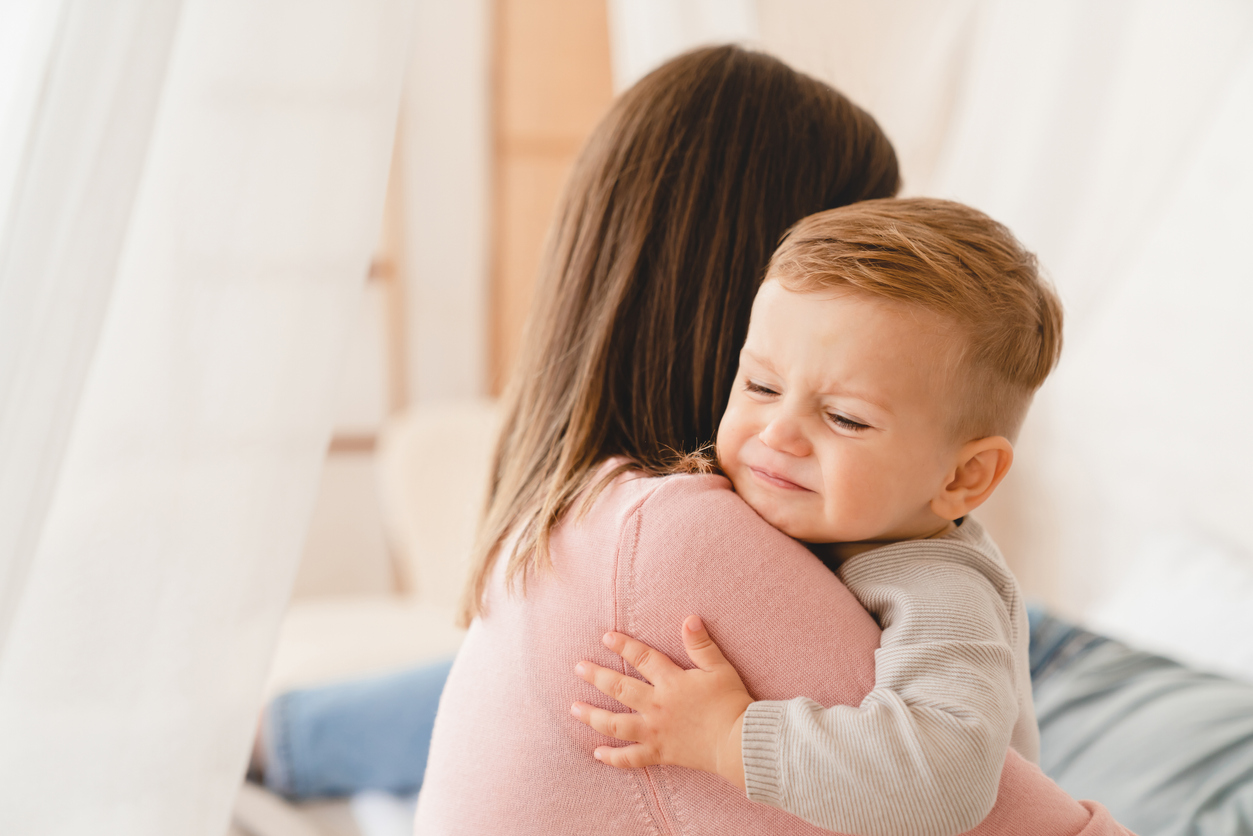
[571,197,1062,836]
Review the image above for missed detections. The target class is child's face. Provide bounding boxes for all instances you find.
[717,280,964,546]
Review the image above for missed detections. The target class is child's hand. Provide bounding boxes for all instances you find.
[571,615,754,789]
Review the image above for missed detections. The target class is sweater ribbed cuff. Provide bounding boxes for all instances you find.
[742,700,787,808]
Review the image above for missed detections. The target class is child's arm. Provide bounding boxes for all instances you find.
[573,548,1021,836]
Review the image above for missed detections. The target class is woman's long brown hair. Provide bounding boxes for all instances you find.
[461,46,900,624]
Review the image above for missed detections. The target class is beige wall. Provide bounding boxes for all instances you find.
[490,0,614,392]
[403,0,491,403]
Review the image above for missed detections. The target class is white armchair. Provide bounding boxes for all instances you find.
[265,398,497,697]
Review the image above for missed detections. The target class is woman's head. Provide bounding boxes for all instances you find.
[464,45,899,622]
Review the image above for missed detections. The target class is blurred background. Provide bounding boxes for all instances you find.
[1,1,1251,834]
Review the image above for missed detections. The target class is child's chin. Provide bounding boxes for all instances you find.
[741,490,817,538]
[759,511,811,540]
[767,515,844,544]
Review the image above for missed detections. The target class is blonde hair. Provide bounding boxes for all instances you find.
[767,197,1062,441]
[459,46,899,625]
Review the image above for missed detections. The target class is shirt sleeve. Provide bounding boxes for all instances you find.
[741,543,1020,836]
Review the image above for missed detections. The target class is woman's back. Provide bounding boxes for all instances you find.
[416,465,880,833]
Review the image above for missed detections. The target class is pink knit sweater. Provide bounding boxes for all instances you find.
[414,466,1130,835]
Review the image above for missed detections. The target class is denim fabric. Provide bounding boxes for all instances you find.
[263,657,454,798]
[1029,608,1253,836]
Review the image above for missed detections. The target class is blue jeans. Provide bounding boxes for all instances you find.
[262,657,454,798]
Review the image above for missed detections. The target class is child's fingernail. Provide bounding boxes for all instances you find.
[687,615,703,632]
[570,703,581,718]
[593,749,604,761]
[575,662,586,676]
[602,632,614,646]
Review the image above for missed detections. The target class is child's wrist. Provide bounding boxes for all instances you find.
[716,703,750,791]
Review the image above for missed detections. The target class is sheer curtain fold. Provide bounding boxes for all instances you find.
[752,0,1253,630]
[0,0,415,833]
[0,0,185,661]
[916,2,1253,612]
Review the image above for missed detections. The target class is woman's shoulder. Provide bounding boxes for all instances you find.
[588,462,819,578]
[597,462,804,551]
[595,462,881,707]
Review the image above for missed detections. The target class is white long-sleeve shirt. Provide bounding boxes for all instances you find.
[741,517,1037,836]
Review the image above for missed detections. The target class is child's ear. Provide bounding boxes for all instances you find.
[930,436,1014,521]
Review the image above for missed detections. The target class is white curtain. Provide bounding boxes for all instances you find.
[0,0,414,832]
[904,2,1253,621]
[612,1,1253,674]
[0,0,184,670]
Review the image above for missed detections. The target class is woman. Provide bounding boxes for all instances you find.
[406,46,1124,834]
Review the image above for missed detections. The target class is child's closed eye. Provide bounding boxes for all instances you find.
[744,379,779,397]
[827,412,870,432]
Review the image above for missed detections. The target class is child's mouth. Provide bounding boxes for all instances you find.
[748,466,810,492]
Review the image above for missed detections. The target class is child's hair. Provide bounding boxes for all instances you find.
[766,197,1062,442]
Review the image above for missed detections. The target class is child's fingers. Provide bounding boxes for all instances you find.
[602,631,680,682]
[574,660,652,710]
[570,701,645,743]
[681,614,731,672]
[593,743,661,770]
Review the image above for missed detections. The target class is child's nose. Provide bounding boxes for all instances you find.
[759,411,812,457]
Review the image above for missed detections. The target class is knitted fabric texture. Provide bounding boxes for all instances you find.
[743,518,1038,836]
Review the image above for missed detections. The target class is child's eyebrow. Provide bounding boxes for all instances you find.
[818,383,894,417]
[742,349,893,417]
